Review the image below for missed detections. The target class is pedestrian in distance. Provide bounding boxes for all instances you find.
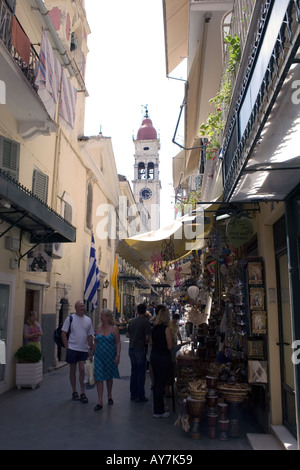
[91,309,121,411]
[126,303,151,402]
[23,311,43,351]
[150,305,173,418]
[61,300,94,403]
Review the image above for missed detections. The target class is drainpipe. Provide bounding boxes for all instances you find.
[32,0,74,77]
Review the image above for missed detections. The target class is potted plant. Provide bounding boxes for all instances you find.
[15,345,43,389]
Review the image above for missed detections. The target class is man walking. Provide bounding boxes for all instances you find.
[61,300,94,403]
[126,303,151,402]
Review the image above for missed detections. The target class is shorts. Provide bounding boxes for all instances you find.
[66,349,88,364]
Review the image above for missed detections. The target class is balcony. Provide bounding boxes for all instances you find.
[222,0,300,202]
[0,0,57,139]
[0,169,76,251]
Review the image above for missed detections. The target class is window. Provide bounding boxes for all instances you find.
[86,182,93,230]
[138,162,146,179]
[61,191,73,224]
[0,136,20,180]
[64,202,72,223]
[222,11,232,60]
[32,169,48,203]
[147,162,154,180]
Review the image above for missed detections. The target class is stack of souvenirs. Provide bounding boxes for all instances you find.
[175,347,251,440]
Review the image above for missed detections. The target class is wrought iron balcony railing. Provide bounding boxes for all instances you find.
[0,0,39,90]
[221,0,300,201]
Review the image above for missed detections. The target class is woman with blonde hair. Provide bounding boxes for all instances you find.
[91,309,121,411]
[23,311,43,351]
[150,305,173,418]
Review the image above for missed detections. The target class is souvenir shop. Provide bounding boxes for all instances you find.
[173,213,269,441]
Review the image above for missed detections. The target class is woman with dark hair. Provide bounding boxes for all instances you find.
[150,306,173,418]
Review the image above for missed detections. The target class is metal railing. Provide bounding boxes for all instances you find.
[222,0,300,201]
[0,0,39,89]
[0,168,76,230]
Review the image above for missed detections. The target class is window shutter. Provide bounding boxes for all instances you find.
[32,169,48,203]
[64,201,72,223]
[0,136,20,180]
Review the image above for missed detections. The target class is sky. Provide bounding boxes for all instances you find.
[83,0,186,226]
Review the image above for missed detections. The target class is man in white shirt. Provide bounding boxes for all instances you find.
[61,300,94,403]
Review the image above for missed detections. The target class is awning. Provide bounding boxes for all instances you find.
[117,199,221,279]
[0,170,76,245]
[162,0,189,76]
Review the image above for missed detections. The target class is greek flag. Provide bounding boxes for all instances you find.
[84,234,100,310]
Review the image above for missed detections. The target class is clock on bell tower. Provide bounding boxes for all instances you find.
[132,107,161,230]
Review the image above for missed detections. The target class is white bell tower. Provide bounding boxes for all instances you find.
[132,107,161,230]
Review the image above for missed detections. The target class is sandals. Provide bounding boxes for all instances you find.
[80,393,88,403]
[72,392,88,403]
[94,403,103,411]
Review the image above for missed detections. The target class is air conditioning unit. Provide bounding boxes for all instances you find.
[5,236,19,251]
[44,243,63,259]
[52,242,63,259]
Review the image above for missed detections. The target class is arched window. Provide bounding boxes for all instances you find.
[147,162,154,179]
[138,162,146,179]
[86,182,93,230]
[222,11,232,60]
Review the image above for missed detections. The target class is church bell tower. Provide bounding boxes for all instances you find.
[132,107,161,230]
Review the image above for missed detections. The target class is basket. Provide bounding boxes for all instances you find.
[189,389,207,400]
[217,383,251,402]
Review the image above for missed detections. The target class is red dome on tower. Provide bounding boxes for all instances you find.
[137,109,157,140]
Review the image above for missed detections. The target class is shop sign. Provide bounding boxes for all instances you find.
[226,215,254,248]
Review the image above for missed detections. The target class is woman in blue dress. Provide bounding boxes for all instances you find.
[91,309,121,411]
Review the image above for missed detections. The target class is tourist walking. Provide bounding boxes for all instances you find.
[61,300,94,403]
[126,303,151,402]
[91,309,121,411]
[150,305,173,418]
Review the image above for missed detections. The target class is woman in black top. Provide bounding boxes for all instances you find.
[150,306,173,418]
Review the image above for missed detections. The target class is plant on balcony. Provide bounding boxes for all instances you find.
[175,189,202,215]
[199,34,241,160]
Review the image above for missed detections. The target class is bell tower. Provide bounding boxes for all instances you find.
[132,107,161,230]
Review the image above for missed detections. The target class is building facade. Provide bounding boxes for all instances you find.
[164,0,300,447]
[0,0,121,392]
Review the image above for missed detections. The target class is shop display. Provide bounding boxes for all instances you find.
[169,227,269,441]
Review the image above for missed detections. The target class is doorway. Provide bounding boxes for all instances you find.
[274,216,296,437]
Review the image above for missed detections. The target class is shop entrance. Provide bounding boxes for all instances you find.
[274,217,296,437]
